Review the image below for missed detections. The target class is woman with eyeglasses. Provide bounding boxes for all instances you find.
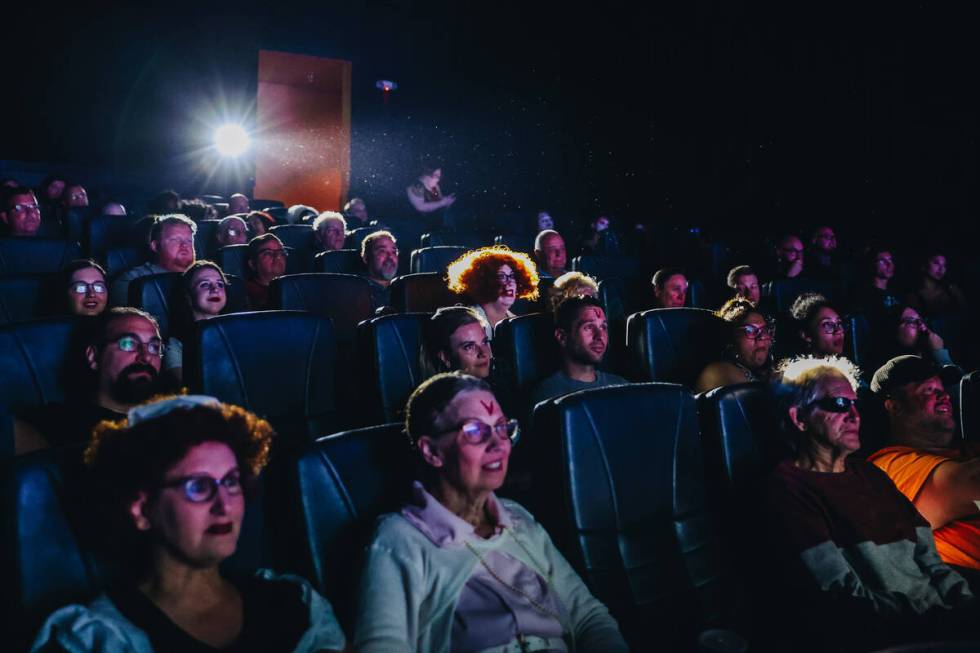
[355,373,627,652]
[446,246,540,338]
[163,261,230,385]
[63,259,109,317]
[868,304,958,375]
[789,293,845,358]
[762,356,976,651]
[31,395,347,652]
[695,298,774,393]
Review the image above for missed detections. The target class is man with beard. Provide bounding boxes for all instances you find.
[360,230,398,311]
[110,214,197,306]
[529,296,628,407]
[13,308,167,453]
[868,355,980,577]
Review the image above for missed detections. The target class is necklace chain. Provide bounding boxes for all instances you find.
[463,529,564,623]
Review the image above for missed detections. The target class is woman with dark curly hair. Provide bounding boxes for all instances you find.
[446,246,540,338]
[31,395,347,653]
[695,297,775,392]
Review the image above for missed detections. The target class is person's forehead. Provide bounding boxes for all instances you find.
[105,316,159,339]
[780,237,802,248]
[543,234,564,248]
[161,222,192,237]
[575,306,606,323]
[259,241,283,252]
[223,218,246,229]
[168,441,238,477]
[70,266,104,282]
[322,220,344,231]
[667,274,687,286]
[815,227,834,236]
[497,263,513,273]
[900,308,919,320]
[912,376,944,394]
[815,306,839,321]
[8,192,35,207]
[451,321,486,342]
[816,375,855,398]
[372,237,395,251]
[193,267,222,281]
[742,312,766,326]
[737,273,758,285]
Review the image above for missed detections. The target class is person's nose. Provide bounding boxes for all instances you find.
[210,492,228,515]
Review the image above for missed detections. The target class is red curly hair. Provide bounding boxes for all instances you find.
[446,246,540,304]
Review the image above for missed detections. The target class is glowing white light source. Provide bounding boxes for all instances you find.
[214,124,250,157]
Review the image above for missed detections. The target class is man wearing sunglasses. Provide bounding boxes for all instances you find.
[529,296,627,409]
[13,308,170,453]
[868,355,980,575]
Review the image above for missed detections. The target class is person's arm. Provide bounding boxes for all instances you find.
[353,541,420,653]
[405,187,452,213]
[910,524,973,605]
[695,361,743,394]
[914,457,980,529]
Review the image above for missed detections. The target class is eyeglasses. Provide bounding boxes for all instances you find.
[496,273,517,283]
[900,317,925,329]
[436,418,520,446]
[818,320,846,335]
[9,203,40,214]
[104,334,164,357]
[160,471,242,503]
[258,249,288,260]
[808,396,860,414]
[69,281,107,295]
[737,324,775,340]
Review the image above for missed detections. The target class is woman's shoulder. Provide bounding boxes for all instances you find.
[369,511,433,550]
[31,594,152,652]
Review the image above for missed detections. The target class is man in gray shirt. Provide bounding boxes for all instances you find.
[530,295,628,407]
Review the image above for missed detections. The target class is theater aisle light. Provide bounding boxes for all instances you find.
[214,123,251,157]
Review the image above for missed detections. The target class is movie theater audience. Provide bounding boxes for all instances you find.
[533,229,567,279]
[651,267,688,308]
[30,395,347,653]
[245,233,286,311]
[360,230,399,311]
[869,305,957,371]
[246,210,275,237]
[164,261,230,384]
[726,264,761,306]
[849,246,900,316]
[355,373,628,652]
[0,185,42,236]
[447,246,540,338]
[420,306,493,380]
[765,356,976,649]
[773,233,805,279]
[695,298,774,392]
[216,215,248,248]
[789,293,845,357]
[63,259,109,317]
[110,214,197,306]
[313,211,347,253]
[906,251,968,316]
[548,271,598,312]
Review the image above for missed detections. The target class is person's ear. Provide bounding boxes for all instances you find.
[0,210,8,226]
[554,327,568,347]
[418,437,444,468]
[884,397,902,417]
[85,344,99,371]
[800,329,812,345]
[436,350,452,371]
[248,257,256,273]
[129,492,152,531]
[788,406,807,432]
[149,239,159,255]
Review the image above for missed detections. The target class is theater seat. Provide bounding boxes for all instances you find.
[495,233,535,254]
[530,383,733,651]
[492,312,558,419]
[0,275,62,326]
[356,313,428,424]
[104,246,146,278]
[0,318,81,430]
[183,311,337,445]
[216,244,302,279]
[270,225,316,272]
[251,198,285,210]
[420,231,496,248]
[761,277,836,314]
[128,272,248,337]
[0,238,82,276]
[571,254,642,282]
[959,370,980,441]
[270,274,374,354]
[61,208,89,244]
[315,249,363,274]
[410,246,466,274]
[626,308,727,385]
[388,272,461,313]
[193,219,221,260]
[85,214,148,259]
[290,422,413,630]
[344,226,381,252]
[845,313,871,369]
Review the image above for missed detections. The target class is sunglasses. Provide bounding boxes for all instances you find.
[808,396,860,414]
[160,471,242,503]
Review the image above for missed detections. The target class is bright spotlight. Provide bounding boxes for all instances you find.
[214,123,250,157]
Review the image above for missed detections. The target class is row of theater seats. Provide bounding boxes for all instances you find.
[2,305,973,461]
[11,376,978,650]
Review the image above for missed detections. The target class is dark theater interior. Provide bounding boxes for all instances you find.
[4,3,980,652]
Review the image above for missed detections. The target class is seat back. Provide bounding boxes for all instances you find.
[571,254,642,282]
[388,272,461,313]
[960,370,980,441]
[61,208,89,244]
[0,238,82,276]
[420,231,496,248]
[530,383,729,649]
[315,249,364,274]
[193,219,221,260]
[291,423,413,629]
[410,246,467,274]
[0,317,82,420]
[344,227,381,252]
[0,275,63,326]
[626,308,727,385]
[216,244,302,279]
[104,246,147,279]
[85,214,147,259]
[270,225,316,272]
[357,314,427,424]
[845,313,871,369]
[492,312,558,416]
[183,311,337,444]
[251,198,285,210]
[270,273,374,351]
[761,277,836,314]
[495,232,535,254]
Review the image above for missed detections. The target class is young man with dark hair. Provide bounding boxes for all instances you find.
[245,233,287,310]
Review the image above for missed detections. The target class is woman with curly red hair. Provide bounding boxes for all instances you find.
[31,395,347,653]
[446,246,540,337]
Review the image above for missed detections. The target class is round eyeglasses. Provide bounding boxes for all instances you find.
[435,418,520,446]
[161,471,242,503]
[104,334,164,357]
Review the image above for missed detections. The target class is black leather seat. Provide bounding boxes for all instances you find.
[0,238,82,276]
[420,231,496,248]
[104,246,146,279]
[409,246,467,274]
[183,311,337,445]
[959,370,980,441]
[626,308,727,385]
[845,313,871,369]
[530,383,732,651]
[315,249,363,274]
[760,277,836,314]
[251,198,285,210]
[85,214,148,259]
[492,312,559,419]
[0,274,63,326]
[216,244,302,279]
[388,272,461,312]
[290,422,413,630]
[128,272,248,338]
[344,227,382,252]
[270,273,374,354]
[193,219,221,260]
[495,233,535,254]
[270,225,316,272]
[61,208,90,244]
[356,313,428,424]
[571,254,642,282]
